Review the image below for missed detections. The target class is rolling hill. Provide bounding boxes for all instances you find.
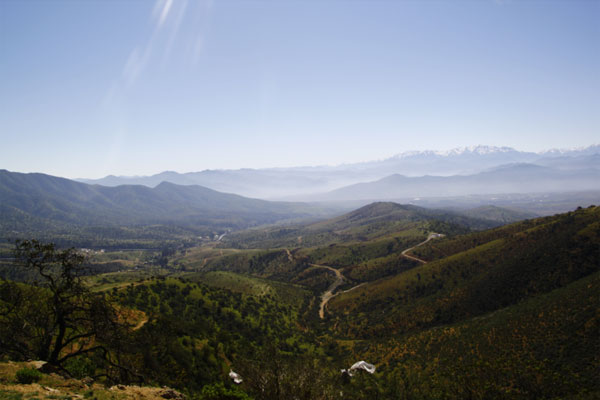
[328,205,600,337]
[222,202,499,249]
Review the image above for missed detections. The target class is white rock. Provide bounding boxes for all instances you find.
[229,370,243,384]
[349,361,376,374]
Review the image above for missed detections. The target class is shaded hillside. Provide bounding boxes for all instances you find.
[410,212,567,262]
[359,271,599,399]
[328,206,600,338]
[224,202,495,249]
[0,170,332,242]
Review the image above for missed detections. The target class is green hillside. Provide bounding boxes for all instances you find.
[457,204,538,224]
[0,169,333,246]
[186,271,311,308]
[224,202,493,249]
[328,205,599,337]
[1,205,598,399]
[357,270,599,399]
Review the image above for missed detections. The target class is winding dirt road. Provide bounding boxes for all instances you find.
[316,232,445,319]
[401,233,445,264]
[284,248,294,263]
[309,264,346,319]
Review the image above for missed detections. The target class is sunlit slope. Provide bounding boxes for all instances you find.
[185,271,311,308]
[199,203,506,292]
[328,206,599,337]
[224,202,495,249]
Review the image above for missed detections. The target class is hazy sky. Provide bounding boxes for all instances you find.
[1,0,598,178]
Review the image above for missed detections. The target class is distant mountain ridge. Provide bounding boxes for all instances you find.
[0,170,332,240]
[316,163,600,202]
[77,144,600,199]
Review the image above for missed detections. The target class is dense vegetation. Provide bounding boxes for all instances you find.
[1,204,598,399]
[114,277,320,392]
[329,206,599,336]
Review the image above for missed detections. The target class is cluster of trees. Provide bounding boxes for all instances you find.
[204,250,308,285]
[114,275,321,391]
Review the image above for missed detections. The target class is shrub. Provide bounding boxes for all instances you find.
[64,356,95,379]
[15,367,42,384]
[198,382,252,400]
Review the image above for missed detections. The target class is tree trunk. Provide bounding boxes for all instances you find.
[49,312,66,365]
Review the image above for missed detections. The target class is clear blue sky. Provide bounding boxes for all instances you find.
[1,0,598,178]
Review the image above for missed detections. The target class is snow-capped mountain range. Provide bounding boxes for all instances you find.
[391,144,600,159]
[392,145,520,158]
[79,144,600,200]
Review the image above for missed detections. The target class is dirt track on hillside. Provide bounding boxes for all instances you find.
[400,233,445,264]
[317,232,445,319]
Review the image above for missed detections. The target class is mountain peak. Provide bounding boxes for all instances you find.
[539,144,600,156]
[441,145,517,156]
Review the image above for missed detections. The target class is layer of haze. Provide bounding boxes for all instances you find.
[1,0,598,179]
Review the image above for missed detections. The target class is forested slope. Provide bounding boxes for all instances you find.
[329,206,599,337]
